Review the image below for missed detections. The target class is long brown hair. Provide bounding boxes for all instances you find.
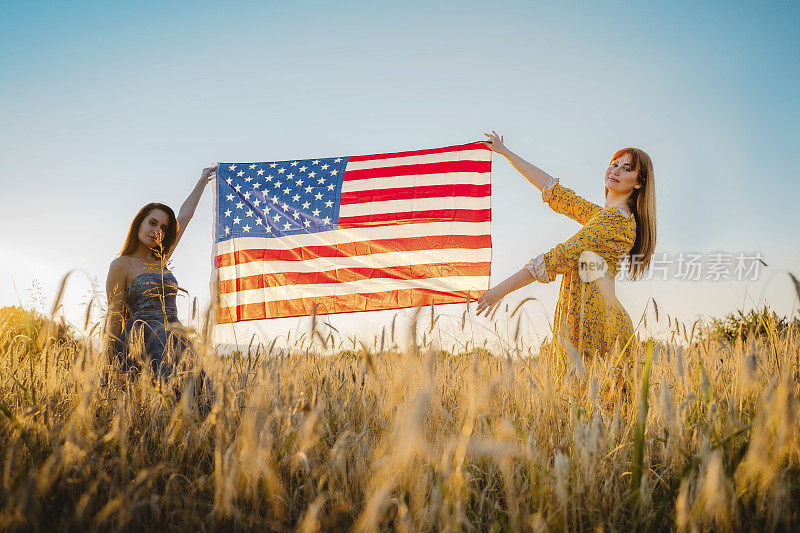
[119,203,178,259]
[604,148,656,281]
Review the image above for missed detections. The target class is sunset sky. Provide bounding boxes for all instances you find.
[2,0,798,348]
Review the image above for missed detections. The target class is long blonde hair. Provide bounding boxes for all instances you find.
[604,147,656,281]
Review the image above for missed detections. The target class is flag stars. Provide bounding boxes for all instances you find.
[237,170,244,177]
[273,213,281,222]
[269,163,277,168]
[282,202,290,210]
[228,164,236,171]
[327,183,335,191]
[290,161,298,167]
[233,216,241,225]
[312,209,321,217]
[243,191,251,200]
[226,178,233,185]
[266,175,273,181]
[304,186,313,193]
[256,218,263,225]
[253,199,261,207]
[321,164,329,170]
[225,226,230,235]
[287,173,294,180]
[312,159,320,165]
[315,192,323,200]
[278,167,286,174]
[302,201,310,209]
[317,177,326,184]
[246,210,254,217]
[299,165,307,172]
[253,183,261,189]
[272,195,280,204]
[283,186,292,195]
[245,176,253,182]
[224,209,232,217]
[236,201,244,209]
[295,178,303,186]
[242,224,251,232]
[226,194,234,201]
[330,169,338,176]
[257,169,264,176]
[304,220,311,228]
[292,194,300,202]
[334,158,342,163]
[325,200,333,208]
[322,216,332,225]
[308,171,316,178]
[292,211,300,220]
[235,185,242,192]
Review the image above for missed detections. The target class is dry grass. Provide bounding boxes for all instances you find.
[1,290,799,532]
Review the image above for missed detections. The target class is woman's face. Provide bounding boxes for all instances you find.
[137,209,170,250]
[605,152,641,194]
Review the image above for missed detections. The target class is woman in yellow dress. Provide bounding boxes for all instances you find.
[476,132,656,358]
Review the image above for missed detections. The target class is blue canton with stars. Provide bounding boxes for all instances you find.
[215,156,350,241]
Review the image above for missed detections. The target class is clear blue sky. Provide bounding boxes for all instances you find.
[2,0,798,348]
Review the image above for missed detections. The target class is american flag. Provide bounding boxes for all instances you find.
[212,141,492,322]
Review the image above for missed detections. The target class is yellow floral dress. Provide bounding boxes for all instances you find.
[525,177,637,358]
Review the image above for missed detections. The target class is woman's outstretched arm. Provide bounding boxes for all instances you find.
[484,131,553,191]
[475,268,536,317]
[169,165,217,256]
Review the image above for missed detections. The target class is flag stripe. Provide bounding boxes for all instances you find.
[219,261,490,294]
[340,172,490,193]
[218,287,478,322]
[220,276,487,306]
[216,234,491,267]
[337,208,491,228]
[217,248,492,280]
[344,148,490,171]
[343,160,490,182]
[214,222,491,254]
[339,196,489,218]
[346,141,489,163]
[340,183,490,205]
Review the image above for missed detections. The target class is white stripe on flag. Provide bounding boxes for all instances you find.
[219,275,490,306]
[217,247,492,280]
[215,222,491,254]
[339,196,489,217]
[344,148,491,171]
[340,172,490,193]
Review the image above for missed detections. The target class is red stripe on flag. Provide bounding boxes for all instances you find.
[343,160,490,182]
[337,209,491,229]
[347,141,490,163]
[219,262,490,294]
[217,287,480,322]
[340,183,490,205]
[216,234,491,267]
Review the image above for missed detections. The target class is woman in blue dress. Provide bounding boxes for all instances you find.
[105,165,217,379]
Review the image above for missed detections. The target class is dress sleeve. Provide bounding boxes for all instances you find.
[541,177,603,225]
[525,211,633,283]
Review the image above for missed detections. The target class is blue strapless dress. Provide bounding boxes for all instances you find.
[114,271,192,378]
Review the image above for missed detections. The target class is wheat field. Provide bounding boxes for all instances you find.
[1,290,799,532]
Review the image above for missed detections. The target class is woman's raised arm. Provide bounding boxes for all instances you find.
[169,165,216,256]
[104,257,127,360]
[484,131,553,191]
